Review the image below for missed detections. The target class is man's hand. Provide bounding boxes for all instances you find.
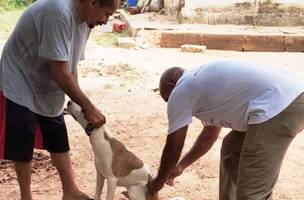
[48,59,106,128]
[165,164,184,186]
[82,104,106,128]
[147,126,188,198]
[146,177,163,199]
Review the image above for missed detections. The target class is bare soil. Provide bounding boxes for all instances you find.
[1,39,304,200]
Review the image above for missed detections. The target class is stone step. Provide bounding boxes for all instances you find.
[161,31,304,52]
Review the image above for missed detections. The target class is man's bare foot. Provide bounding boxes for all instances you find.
[62,190,91,200]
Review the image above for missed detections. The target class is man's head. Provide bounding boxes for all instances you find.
[76,0,119,28]
[159,67,185,102]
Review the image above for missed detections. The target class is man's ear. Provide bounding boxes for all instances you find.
[90,0,97,6]
[168,81,175,87]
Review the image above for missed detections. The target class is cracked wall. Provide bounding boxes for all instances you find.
[166,0,304,25]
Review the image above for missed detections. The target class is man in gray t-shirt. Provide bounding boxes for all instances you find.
[0,0,118,199]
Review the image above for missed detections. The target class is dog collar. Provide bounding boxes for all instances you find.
[85,123,95,136]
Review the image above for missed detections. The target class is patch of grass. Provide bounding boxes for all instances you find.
[0,8,130,47]
[90,30,130,47]
[4,0,28,10]
[0,8,24,41]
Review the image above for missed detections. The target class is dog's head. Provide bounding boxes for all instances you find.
[66,101,95,135]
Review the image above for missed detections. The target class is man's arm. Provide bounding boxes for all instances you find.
[147,125,221,198]
[165,126,221,185]
[147,126,188,194]
[48,60,105,127]
[178,125,221,170]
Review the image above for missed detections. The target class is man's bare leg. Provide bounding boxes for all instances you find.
[51,152,90,200]
[14,161,33,200]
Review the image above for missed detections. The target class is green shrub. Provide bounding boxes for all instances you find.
[4,0,35,10]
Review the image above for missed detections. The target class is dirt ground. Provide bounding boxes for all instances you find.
[1,33,304,200]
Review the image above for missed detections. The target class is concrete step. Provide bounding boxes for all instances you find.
[161,32,304,52]
[119,10,304,52]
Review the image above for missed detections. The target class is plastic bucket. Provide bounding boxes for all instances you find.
[127,0,137,7]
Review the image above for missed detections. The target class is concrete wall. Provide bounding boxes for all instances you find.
[164,0,180,16]
[165,0,304,26]
[185,0,304,8]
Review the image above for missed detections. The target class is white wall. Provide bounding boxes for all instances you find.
[185,0,304,8]
[178,0,304,25]
[185,0,253,8]
[276,0,304,4]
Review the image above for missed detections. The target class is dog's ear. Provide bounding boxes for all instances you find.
[63,108,69,115]
[148,174,153,181]
[122,191,129,199]
[85,123,95,135]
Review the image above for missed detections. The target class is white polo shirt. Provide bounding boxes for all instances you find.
[167,60,304,134]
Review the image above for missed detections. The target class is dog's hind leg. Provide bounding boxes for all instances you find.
[105,178,117,200]
[94,172,105,200]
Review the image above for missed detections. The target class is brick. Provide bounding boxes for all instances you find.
[181,44,207,53]
[117,37,136,48]
[161,32,203,48]
[243,35,285,52]
[285,35,304,52]
[160,32,183,48]
[202,34,244,51]
[183,33,204,46]
[113,20,127,32]
[160,32,304,52]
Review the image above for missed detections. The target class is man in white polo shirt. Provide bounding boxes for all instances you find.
[146,60,304,200]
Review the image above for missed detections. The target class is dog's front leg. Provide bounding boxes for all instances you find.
[105,178,117,200]
[94,172,105,200]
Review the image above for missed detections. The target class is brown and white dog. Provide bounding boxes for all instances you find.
[66,101,158,200]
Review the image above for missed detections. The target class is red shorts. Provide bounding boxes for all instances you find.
[0,92,69,162]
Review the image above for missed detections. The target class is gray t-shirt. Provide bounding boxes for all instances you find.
[0,0,90,117]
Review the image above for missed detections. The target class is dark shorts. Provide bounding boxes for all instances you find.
[0,93,70,162]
